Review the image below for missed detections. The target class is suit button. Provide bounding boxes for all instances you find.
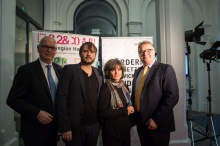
[80,113,83,116]
[82,101,85,103]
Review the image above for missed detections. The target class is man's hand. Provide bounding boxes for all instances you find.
[36,110,53,125]
[147,118,158,130]
[62,131,72,141]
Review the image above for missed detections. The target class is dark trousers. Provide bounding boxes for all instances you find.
[102,133,130,146]
[135,112,170,146]
[64,123,100,146]
[22,121,57,146]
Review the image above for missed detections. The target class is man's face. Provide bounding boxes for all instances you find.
[38,37,57,64]
[80,45,96,65]
[138,43,155,66]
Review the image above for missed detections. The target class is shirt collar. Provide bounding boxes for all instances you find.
[39,58,53,68]
[143,59,155,69]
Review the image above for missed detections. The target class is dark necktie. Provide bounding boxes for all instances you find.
[47,65,56,104]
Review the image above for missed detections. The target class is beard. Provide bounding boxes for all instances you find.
[81,57,95,65]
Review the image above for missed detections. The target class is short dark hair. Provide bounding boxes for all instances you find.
[104,58,126,80]
[79,42,97,55]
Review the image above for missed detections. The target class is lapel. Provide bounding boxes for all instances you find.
[77,64,86,99]
[33,59,51,97]
[76,64,102,99]
[93,67,102,94]
[52,62,61,79]
[144,61,159,86]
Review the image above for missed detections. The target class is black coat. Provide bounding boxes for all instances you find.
[131,61,179,133]
[56,63,103,133]
[7,59,62,141]
[98,83,130,141]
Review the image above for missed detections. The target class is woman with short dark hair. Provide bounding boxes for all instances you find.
[98,58,134,146]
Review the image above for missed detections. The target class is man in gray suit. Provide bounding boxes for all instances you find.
[57,42,103,146]
[131,41,179,146]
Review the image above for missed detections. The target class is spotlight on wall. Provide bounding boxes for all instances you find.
[185,21,206,45]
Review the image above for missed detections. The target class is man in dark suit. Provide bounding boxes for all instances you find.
[7,36,62,146]
[131,41,179,146]
[57,42,103,146]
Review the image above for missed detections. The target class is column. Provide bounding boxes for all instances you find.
[127,0,142,36]
[155,0,191,145]
[0,0,18,146]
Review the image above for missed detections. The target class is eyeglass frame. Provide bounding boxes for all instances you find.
[138,49,154,55]
[40,45,57,51]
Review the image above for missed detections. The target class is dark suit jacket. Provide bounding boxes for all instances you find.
[131,61,179,133]
[7,59,62,139]
[57,63,103,133]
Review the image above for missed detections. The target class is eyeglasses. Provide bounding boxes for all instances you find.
[41,45,57,51]
[138,49,154,54]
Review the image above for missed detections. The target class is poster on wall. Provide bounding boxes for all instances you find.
[101,37,153,90]
[32,31,99,67]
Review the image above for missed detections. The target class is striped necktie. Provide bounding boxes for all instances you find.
[47,65,56,104]
[135,66,148,111]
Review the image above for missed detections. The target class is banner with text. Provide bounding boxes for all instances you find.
[32,31,99,67]
[101,37,153,90]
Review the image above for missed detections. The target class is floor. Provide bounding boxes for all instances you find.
[16,111,220,146]
[188,111,220,146]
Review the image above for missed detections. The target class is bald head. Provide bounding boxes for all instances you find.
[37,36,57,64]
[38,36,56,47]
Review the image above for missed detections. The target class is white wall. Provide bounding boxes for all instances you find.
[183,0,220,114]
[155,0,190,145]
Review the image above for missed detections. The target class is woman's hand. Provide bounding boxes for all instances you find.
[127,106,134,115]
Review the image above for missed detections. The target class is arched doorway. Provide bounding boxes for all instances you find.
[74,0,117,36]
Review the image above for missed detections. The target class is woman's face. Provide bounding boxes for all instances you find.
[110,65,122,82]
